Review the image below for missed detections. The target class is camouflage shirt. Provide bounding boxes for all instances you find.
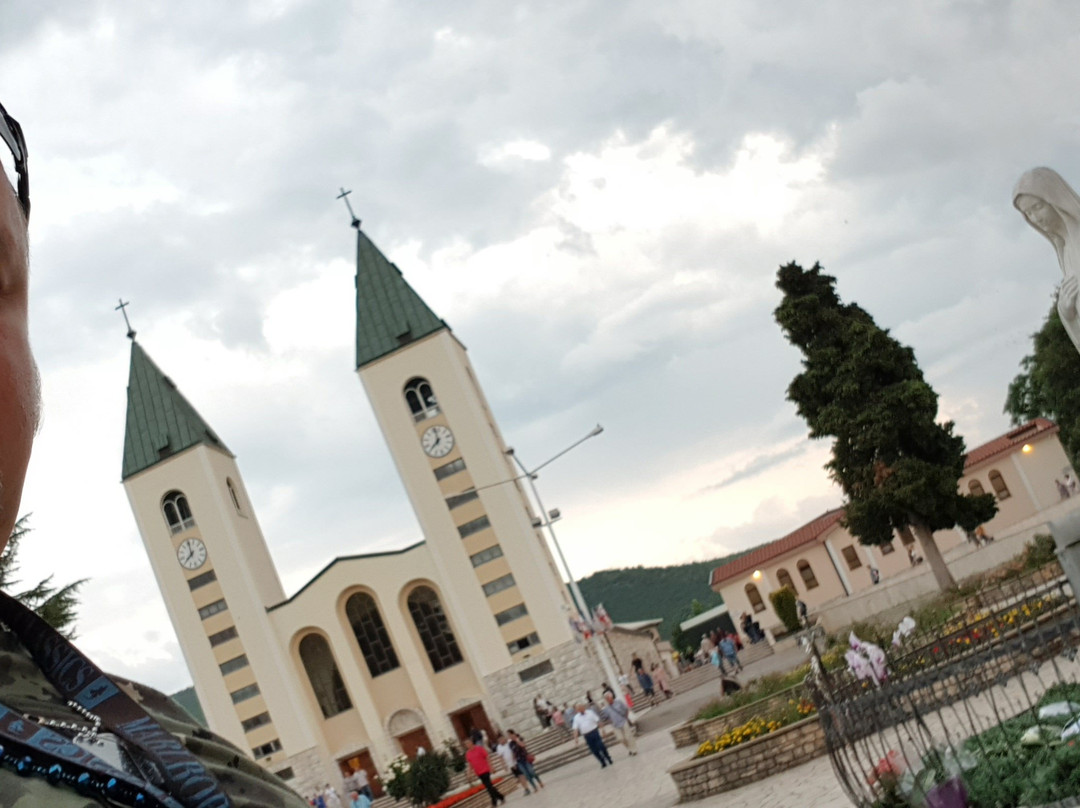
[0,623,307,808]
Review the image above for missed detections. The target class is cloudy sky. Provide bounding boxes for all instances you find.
[3,1,1079,694]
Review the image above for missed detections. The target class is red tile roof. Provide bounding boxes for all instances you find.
[709,508,845,588]
[707,419,1061,590]
[963,418,1058,469]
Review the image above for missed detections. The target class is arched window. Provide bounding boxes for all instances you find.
[968,479,985,497]
[162,491,195,534]
[227,478,243,514]
[404,378,439,422]
[407,586,463,672]
[345,593,400,677]
[776,568,796,592]
[745,583,765,613]
[989,470,1011,500]
[798,560,819,590]
[298,634,352,718]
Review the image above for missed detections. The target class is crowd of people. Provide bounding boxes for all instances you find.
[305,781,370,808]
[322,658,679,807]
[465,691,641,807]
[699,626,745,675]
[531,655,675,736]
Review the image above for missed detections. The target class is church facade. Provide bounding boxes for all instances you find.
[120,224,611,797]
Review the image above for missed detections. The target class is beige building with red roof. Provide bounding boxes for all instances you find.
[710,419,1074,638]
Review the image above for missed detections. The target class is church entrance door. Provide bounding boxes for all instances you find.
[397,727,433,759]
[337,749,384,798]
[449,703,495,743]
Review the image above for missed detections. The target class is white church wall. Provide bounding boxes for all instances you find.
[125,443,321,774]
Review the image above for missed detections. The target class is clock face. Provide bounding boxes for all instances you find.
[177,538,208,570]
[421,424,455,458]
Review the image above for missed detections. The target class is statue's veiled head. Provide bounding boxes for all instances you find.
[1014,167,1080,251]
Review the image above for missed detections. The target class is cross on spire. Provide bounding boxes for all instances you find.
[337,187,361,230]
[115,298,136,340]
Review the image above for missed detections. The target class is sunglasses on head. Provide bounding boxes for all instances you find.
[0,102,29,221]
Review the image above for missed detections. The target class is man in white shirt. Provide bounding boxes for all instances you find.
[571,703,613,768]
[600,692,637,756]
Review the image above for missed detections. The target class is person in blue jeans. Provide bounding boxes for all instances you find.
[719,634,743,673]
[571,704,613,768]
[508,730,544,791]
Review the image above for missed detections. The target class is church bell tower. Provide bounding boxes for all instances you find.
[349,220,598,721]
[120,339,324,786]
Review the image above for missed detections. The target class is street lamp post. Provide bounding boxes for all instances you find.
[505,426,627,704]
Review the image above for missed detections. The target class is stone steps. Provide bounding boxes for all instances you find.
[366,730,618,808]
[518,726,573,755]
[739,641,776,667]
[532,729,620,775]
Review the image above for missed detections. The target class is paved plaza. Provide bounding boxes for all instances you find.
[518,716,849,808]
[510,648,852,808]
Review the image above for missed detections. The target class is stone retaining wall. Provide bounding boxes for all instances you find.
[670,683,805,748]
[668,715,826,802]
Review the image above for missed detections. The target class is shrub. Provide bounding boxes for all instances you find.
[441,739,466,774]
[383,751,452,808]
[1022,534,1057,571]
[769,586,800,634]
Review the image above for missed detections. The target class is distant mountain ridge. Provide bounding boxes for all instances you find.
[577,551,749,640]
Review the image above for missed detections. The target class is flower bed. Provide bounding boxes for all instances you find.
[428,777,509,808]
[695,696,816,757]
[672,683,810,748]
[669,715,827,801]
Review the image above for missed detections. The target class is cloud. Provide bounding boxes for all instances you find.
[7,0,1080,696]
[696,443,808,494]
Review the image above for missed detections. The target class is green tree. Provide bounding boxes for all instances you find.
[769,587,800,634]
[3,515,87,638]
[774,262,996,592]
[1005,300,1080,469]
[689,599,706,617]
[669,624,692,658]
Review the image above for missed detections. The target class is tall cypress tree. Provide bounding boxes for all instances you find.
[774,262,996,592]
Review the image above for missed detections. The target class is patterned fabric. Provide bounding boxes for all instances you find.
[0,624,307,808]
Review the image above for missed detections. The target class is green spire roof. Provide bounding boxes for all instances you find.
[122,341,231,480]
[355,227,448,369]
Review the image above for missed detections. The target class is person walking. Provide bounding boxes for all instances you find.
[495,733,530,795]
[600,692,637,756]
[466,732,506,805]
[719,634,742,673]
[572,703,613,768]
[508,730,543,792]
[352,768,374,801]
[533,695,553,730]
[635,667,655,699]
[710,644,728,676]
[651,662,672,698]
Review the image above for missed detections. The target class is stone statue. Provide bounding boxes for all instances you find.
[1014,167,1080,353]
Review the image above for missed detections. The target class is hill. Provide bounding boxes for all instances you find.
[169,685,207,727]
[576,552,747,641]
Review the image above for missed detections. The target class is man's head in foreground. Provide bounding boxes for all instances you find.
[0,102,38,546]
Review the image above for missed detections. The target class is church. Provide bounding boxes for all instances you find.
[119,221,638,797]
